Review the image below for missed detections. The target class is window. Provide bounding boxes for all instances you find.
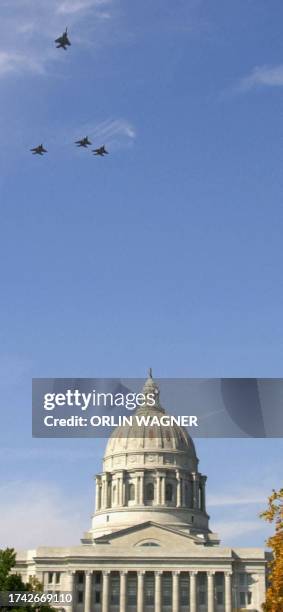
[239,591,252,605]
[146,482,154,501]
[128,483,135,501]
[216,591,224,605]
[162,575,172,606]
[77,591,83,604]
[55,573,60,584]
[180,574,189,606]
[140,541,160,547]
[198,591,206,605]
[48,573,53,584]
[165,483,173,502]
[95,592,100,604]
[127,576,137,606]
[77,573,84,585]
[110,576,119,605]
[112,485,116,503]
[145,575,154,606]
[198,574,206,587]
[185,484,190,506]
[215,574,224,587]
[180,585,189,606]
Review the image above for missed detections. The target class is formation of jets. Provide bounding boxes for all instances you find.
[30,30,110,159]
[30,136,109,157]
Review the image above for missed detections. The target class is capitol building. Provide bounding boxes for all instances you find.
[16,373,267,611]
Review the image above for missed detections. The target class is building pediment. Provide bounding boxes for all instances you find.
[93,521,205,549]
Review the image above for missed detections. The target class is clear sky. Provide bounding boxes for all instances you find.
[0,0,283,550]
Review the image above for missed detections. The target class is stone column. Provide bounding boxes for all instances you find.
[207,571,215,612]
[137,571,145,612]
[225,572,232,612]
[201,475,207,511]
[64,571,75,612]
[176,472,181,507]
[172,571,180,612]
[117,473,124,506]
[192,474,199,509]
[156,473,161,505]
[140,473,144,505]
[161,476,166,505]
[101,475,106,509]
[84,571,92,612]
[43,572,49,591]
[189,571,197,612]
[95,477,101,511]
[182,478,188,506]
[120,571,127,612]
[155,571,162,612]
[122,479,126,506]
[102,571,110,612]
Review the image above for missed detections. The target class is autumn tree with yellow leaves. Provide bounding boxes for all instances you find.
[260,488,283,611]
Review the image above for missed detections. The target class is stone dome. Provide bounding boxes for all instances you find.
[103,371,198,473]
[83,372,212,542]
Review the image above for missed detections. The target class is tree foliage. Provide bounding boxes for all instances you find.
[260,488,283,611]
[0,548,54,612]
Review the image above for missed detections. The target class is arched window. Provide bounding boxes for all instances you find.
[112,485,116,504]
[146,482,154,501]
[128,483,135,501]
[185,484,190,506]
[165,483,173,502]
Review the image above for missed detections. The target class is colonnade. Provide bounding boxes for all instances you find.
[65,568,232,612]
[95,470,206,512]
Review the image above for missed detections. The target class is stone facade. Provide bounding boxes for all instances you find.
[16,373,267,611]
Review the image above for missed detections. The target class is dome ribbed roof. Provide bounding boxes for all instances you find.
[103,371,198,469]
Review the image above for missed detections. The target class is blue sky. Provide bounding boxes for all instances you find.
[0,0,283,550]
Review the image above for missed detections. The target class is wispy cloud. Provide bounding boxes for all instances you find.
[57,0,111,16]
[52,117,137,150]
[81,118,136,148]
[237,64,283,92]
[212,519,265,541]
[0,481,88,549]
[0,52,45,77]
[0,0,117,78]
[207,487,266,507]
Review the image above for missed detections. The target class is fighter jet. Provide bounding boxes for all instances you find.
[75,136,92,148]
[55,28,71,50]
[30,144,47,156]
[92,145,109,156]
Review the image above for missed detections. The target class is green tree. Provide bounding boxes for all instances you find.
[0,548,55,612]
[260,488,283,611]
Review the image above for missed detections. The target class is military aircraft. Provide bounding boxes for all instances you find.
[55,28,71,50]
[92,145,109,156]
[30,144,48,156]
[75,136,92,148]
